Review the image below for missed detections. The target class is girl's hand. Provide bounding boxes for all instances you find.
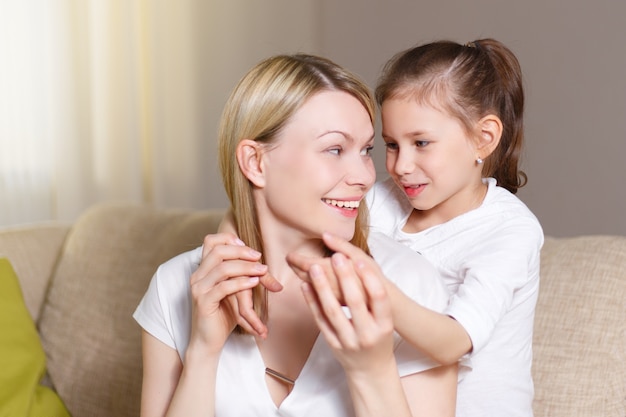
[227,271,282,338]
[217,213,284,338]
[187,233,268,353]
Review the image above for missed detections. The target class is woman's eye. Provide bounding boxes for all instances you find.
[328,148,341,155]
[360,146,374,156]
[415,140,429,148]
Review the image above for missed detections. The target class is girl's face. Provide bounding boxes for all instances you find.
[257,90,375,243]
[381,97,485,229]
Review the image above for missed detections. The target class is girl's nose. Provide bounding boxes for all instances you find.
[392,148,416,176]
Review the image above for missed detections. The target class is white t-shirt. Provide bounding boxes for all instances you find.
[134,231,449,417]
[367,177,544,417]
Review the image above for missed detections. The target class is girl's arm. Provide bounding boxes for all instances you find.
[304,253,457,416]
[385,280,472,365]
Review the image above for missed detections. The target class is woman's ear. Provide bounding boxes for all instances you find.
[475,114,503,159]
[236,139,266,187]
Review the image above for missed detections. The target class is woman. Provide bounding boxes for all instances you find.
[133,53,457,416]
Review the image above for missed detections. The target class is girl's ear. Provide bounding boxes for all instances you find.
[476,114,503,159]
[236,139,266,188]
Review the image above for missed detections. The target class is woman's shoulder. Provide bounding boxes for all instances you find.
[153,247,202,290]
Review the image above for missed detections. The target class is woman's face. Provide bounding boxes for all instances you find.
[258,90,375,243]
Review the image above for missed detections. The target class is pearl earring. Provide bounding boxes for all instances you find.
[476,157,484,165]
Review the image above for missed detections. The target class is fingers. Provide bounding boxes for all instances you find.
[322,232,378,270]
[191,235,265,286]
[259,272,283,292]
[304,253,393,352]
[301,267,343,348]
[287,253,342,300]
[353,258,393,331]
[194,276,260,307]
[234,289,269,338]
[286,252,314,282]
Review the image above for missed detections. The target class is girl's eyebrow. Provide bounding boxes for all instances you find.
[382,129,427,140]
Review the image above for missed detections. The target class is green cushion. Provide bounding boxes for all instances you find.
[0,258,70,417]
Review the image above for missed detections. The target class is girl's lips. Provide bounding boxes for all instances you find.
[403,184,426,198]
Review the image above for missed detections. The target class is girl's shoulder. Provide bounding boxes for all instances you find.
[481,178,542,232]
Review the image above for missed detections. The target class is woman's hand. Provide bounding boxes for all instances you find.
[187,233,268,353]
[287,232,375,304]
[300,246,395,376]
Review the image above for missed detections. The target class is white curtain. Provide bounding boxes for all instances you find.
[0,0,319,227]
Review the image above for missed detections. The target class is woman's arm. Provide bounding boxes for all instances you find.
[140,330,220,417]
[139,234,265,417]
[401,363,458,417]
[139,332,182,417]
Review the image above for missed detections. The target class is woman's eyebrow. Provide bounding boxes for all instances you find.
[318,130,375,142]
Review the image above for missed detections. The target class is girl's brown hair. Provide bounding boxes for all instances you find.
[376,39,527,193]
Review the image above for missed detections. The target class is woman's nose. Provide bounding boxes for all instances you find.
[346,156,376,189]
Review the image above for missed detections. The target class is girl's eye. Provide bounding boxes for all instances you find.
[360,145,374,156]
[384,142,398,151]
[415,140,429,148]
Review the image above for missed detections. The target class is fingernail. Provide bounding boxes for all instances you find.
[310,264,322,277]
[253,263,267,273]
[249,249,262,258]
[332,253,345,266]
[234,238,246,246]
[249,276,260,284]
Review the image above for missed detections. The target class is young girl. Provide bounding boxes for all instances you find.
[295,38,543,417]
[133,53,457,417]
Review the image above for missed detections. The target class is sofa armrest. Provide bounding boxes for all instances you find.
[0,224,70,323]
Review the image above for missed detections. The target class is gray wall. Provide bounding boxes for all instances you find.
[316,0,626,237]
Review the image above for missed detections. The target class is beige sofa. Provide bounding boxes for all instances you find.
[1,203,624,417]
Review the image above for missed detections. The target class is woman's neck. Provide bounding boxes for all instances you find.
[262,237,326,285]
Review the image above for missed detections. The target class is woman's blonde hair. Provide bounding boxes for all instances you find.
[218,54,375,329]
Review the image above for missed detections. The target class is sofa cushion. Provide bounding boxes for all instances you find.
[533,235,626,416]
[37,203,224,417]
[0,225,70,322]
[0,258,70,417]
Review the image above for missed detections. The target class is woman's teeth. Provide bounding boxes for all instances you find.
[323,199,360,209]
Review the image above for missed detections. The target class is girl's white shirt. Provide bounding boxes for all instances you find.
[134,231,449,417]
[366,176,544,417]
